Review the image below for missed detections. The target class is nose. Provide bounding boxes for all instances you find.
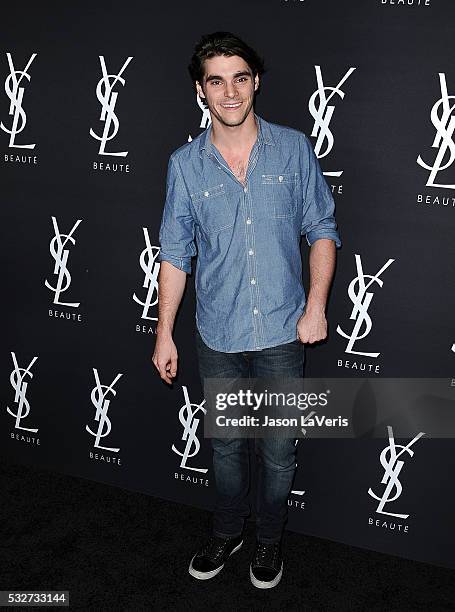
[224,82,238,98]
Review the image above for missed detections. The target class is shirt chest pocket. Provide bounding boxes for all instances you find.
[190,183,235,234]
[261,173,299,218]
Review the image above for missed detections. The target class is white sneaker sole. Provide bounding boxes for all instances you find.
[188,540,243,580]
[249,561,283,589]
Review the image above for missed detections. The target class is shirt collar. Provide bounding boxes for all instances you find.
[198,112,275,159]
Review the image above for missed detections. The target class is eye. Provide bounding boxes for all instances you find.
[210,80,222,86]
[236,76,248,83]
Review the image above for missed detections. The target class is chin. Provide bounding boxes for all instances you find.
[217,107,252,127]
[221,117,247,127]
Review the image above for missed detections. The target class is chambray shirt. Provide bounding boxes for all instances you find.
[157,113,341,353]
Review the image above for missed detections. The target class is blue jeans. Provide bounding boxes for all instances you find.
[195,328,304,543]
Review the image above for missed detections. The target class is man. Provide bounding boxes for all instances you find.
[152,31,341,589]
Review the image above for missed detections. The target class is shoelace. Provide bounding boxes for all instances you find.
[253,541,280,568]
[199,536,230,562]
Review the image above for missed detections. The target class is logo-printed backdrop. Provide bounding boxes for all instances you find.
[1,1,454,569]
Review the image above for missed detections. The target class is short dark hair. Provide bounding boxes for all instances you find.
[188,31,266,86]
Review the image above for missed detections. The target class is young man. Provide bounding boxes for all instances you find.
[153,32,341,589]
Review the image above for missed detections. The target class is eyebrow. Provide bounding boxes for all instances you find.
[205,70,252,83]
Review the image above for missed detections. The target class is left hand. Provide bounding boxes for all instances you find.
[296,307,328,344]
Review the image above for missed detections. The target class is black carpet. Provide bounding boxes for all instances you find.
[1,458,453,611]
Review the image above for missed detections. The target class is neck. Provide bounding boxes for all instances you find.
[210,110,258,152]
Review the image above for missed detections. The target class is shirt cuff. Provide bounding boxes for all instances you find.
[305,230,342,249]
[157,252,192,274]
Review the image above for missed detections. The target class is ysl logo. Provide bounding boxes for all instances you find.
[337,254,395,357]
[291,439,305,496]
[171,386,208,473]
[368,426,424,519]
[7,352,39,432]
[89,56,133,156]
[197,93,211,129]
[132,229,160,320]
[86,369,122,452]
[1,52,37,148]
[188,94,212,142]
[417,73,455,189]
[308,65,356,177]
[45,216,82,307]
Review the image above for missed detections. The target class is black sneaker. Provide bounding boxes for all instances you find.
[249,540,283,589]
[188,534,243,580]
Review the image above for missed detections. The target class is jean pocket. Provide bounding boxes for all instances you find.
[190,183,235,234]
[261,173,299,218]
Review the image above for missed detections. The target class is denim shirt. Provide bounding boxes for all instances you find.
[157,113,341,353]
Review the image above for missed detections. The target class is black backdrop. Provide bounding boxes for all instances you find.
[2,0,455,570]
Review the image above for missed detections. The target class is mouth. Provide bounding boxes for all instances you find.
[220,101,243,111]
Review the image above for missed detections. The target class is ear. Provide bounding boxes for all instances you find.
[254,75,259,91]
[196,80,205,99]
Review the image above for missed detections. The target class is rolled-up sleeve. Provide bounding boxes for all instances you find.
[157,154,196,274]
[300,135,342,249]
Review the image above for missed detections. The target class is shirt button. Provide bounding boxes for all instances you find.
[204,191,209,197]
[248,249,254,255]
[278,175,283,182]
[246,218,252,225]
[250,278,256,285]
[253,308,259,315]
[244,186,248,193]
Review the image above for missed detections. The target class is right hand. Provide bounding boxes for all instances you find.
[152,333,178,385]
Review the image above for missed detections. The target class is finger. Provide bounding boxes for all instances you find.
[162,371,172,384]
[158,361,172,383]
[165,363,175,379]
[169,354,178,377]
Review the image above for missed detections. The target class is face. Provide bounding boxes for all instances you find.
[195,54,259,128]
